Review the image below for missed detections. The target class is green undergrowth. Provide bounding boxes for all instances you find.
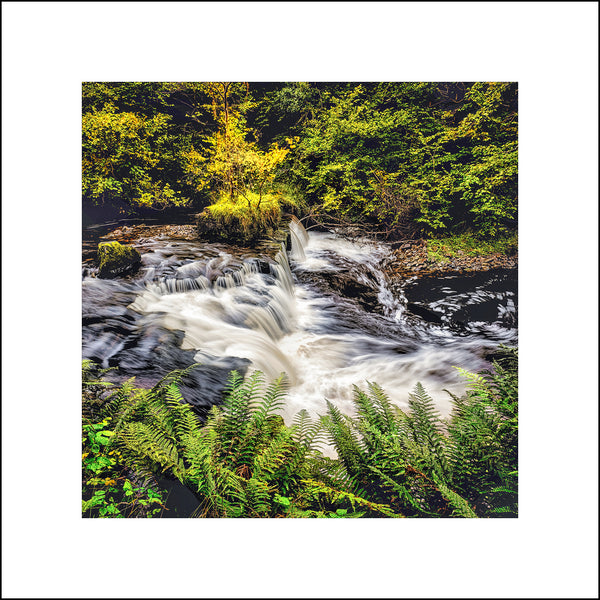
[82,347,518,518]
[82,361,168,517]
[427,231,518,264]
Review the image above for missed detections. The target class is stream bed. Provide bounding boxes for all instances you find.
[82,219,518,427]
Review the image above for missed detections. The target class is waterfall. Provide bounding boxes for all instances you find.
[288,215,309,262]
[83,216,517,450]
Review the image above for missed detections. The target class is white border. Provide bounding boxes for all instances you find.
[2,2,598,598]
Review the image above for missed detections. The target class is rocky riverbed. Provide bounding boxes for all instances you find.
[87,222,517,285]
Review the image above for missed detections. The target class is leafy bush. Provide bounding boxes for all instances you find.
[82,103,191,211]
[285,82,517,238]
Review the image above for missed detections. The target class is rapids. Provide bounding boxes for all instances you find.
[82,218,517,429]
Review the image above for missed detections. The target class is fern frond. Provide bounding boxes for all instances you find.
[244,477,273,517]
[152,363,200,390]
[219,370,263,449]
[250,373,289,429]
[300,478,402,518]
[366,381,401,436]
[252,428,292,482]
[406,382,450,481]
[431,472,478,518]
[353,385,385,434]
[118,421,185,480]
[323,401,364,475]
[164,383,203,440]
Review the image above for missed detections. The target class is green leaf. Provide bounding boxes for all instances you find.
[274,494,291,507]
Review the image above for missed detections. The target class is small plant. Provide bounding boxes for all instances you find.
[82,362,168,518]
[182,371,317,517]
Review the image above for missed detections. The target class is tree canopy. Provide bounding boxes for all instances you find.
[82,81,517,238]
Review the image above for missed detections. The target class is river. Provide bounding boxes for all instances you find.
[82,217,517,429]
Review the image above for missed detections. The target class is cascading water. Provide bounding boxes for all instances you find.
[82,218,517,436]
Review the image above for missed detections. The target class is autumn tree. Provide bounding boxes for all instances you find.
[82,103,190,211]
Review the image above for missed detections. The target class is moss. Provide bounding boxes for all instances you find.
[198,191,299,244]
[97,241,141,278]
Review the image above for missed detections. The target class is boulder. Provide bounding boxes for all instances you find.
[97,241,141,279]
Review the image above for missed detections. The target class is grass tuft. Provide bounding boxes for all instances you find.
[203,191,300,243]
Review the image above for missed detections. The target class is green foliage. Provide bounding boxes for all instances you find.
[285,82,517,238]
[81,365,168,518]
[194,94,300,242]
[82,82,516,240]
[414,83,518,237]
[82,102,191,211]
[182,371,317,517]
[446,347,518,516]
[289,84,427,223]
[319,348,518,517]
[204,112,291,200]
[427,231,518,263]
[200,190,299,244]
[98,365,203,483]
[82,348,517,518]
[82,418,167,518]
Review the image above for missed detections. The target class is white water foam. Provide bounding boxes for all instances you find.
[126,221,496,457]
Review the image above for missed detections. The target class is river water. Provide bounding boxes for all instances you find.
[82,218,517,428]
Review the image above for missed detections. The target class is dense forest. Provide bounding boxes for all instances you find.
[83,82,517,240]
[82,82,518,519]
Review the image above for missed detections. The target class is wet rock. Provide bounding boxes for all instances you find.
[406,302,444,324]
[97,241,141,279]
[298,270,381,313]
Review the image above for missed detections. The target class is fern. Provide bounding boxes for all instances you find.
[431,472,478,518]
[250,374,289,430]
[82,349,517,518]
[181,370,314,517]
[443,347,518,516]
[298,479,401,518]
[404,382,450,481]
[323,400,365,475]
